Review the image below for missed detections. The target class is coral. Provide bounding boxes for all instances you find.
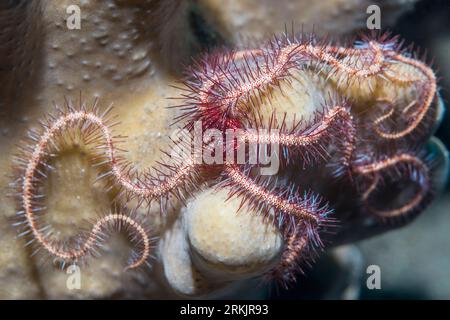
[11,29,446,296]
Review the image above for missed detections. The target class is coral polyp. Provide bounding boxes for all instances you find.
[12,31,441,288]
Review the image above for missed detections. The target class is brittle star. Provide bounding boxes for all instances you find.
[12,32,439,286]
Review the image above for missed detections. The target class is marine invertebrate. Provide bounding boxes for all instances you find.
[171,31,441,284]
[11,29,443,293]
[12,101,160,269]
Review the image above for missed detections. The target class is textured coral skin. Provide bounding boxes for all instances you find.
[11,27,444,297]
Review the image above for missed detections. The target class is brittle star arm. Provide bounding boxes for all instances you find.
[264,225,309,287]
[18,106,197,268]
[353,153,431,218]
[373,54,437,140]
[192,41,387,128]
